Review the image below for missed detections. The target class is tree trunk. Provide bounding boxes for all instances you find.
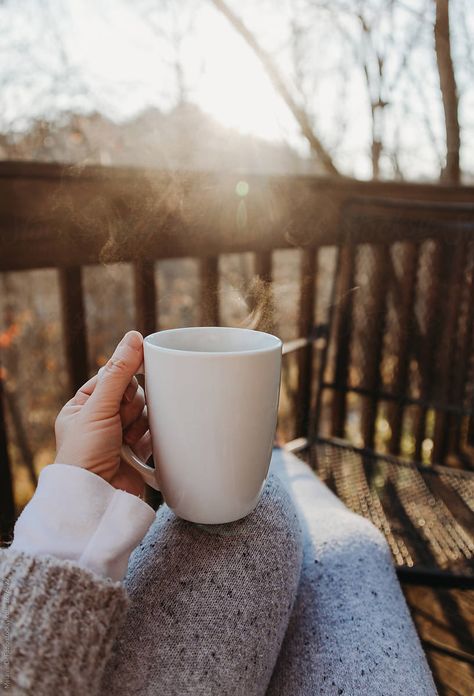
[434,0,461,183]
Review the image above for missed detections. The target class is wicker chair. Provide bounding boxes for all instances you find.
[299,198,474,589]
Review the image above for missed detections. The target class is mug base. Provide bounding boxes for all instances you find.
[177,505,256,526]
[173,497,263,526]
[165,481,267,526]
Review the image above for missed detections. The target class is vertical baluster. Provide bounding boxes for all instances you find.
[134,259,157,336]
[59,267,88,393]
[0,377,14,542]
[133,259,161,509]
[253,251,275,333]
[295,248,317,438]
[432,240,465,463]
[413,242,445,461]
[360,244,391,449]
[312,246,341,441]
[331,244,356,438]
[388,242,420,455]
[457,244,474,452]
[254,251,272,283]
[199,257,219,326]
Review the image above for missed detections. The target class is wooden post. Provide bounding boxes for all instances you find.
[252,251,275,333]
[360,245,390,449]
[295,249,317,438]
[388,243,420,455]
[59,267,88,394]
[4,388,37,488]
[455,246,474,452]
[311,247,341,443]
[0,377,15,542]
[254,251,272,283]
[133,259,162,509]
[432,241,465,463]
[199,257,219,326]
[134,260,157,336]
[413,243,445,461]
[331,244,356,438]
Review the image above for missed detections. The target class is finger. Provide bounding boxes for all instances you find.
[67,375,99,407]
[86,331,143,414]
[69,371,136,410]
[123,406,148,445]
[133,430,153,463]
[122,376,139,404]
[120,386,145,431]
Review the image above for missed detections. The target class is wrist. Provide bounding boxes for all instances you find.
[10,464,156,581]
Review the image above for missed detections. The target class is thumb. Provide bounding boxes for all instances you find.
[87,331,143,414]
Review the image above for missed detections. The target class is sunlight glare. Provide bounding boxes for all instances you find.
[193,10,286,140]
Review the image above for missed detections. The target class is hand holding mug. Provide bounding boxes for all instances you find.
[55,327,282,524]
[54,331,151,497]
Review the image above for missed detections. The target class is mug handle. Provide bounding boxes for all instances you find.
[120,362,161,492]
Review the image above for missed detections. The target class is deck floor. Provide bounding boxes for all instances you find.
[402,585,474,696]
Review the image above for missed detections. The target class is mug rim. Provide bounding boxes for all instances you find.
[144,326,282,356]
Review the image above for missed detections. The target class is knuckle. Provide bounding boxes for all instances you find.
[105,357,128,375]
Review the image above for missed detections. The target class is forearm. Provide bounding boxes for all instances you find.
[0,550,128,696]
[10,464,156,581]
[2,464,155,695]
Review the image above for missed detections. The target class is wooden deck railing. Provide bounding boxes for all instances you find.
[1,161,473,538]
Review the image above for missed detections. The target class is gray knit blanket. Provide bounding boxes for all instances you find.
[0,450,436,695]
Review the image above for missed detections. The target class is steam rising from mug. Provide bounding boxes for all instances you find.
[121,327,282,524]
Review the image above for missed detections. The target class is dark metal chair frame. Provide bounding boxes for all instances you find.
[298,197,474,589]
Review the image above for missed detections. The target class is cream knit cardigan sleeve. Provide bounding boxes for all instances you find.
[0,550,128,695]
[0,464,156,695]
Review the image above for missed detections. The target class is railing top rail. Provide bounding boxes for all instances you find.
[1,161,473,272]
[1,160,474,193]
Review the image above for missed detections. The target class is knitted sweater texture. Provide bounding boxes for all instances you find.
[0,551,128,695]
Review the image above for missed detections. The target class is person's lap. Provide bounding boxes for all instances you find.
[267,450,436,696]
[103,451,436,696]
[102,472,303,696]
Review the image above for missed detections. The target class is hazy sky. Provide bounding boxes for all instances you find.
[1,0,473,180]
[67,0,292,140]
[2,0,298,140]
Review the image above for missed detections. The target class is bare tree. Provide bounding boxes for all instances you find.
[139,0,197,108]
[211,0,467,183]
[0,0,96,158]
[434,0,460,183]
[209,0,342,177]
[304,0,431,180]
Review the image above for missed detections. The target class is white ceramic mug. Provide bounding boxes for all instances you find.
[121,327,282,524]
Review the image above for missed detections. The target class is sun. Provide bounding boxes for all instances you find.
[64,1,291,143]
[190,9,286,141]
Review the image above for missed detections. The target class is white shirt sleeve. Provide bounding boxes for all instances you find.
[10,464,156,581]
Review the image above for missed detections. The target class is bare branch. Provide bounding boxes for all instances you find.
[208,0,342,177]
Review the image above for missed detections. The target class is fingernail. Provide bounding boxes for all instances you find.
[122,331,143,351]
